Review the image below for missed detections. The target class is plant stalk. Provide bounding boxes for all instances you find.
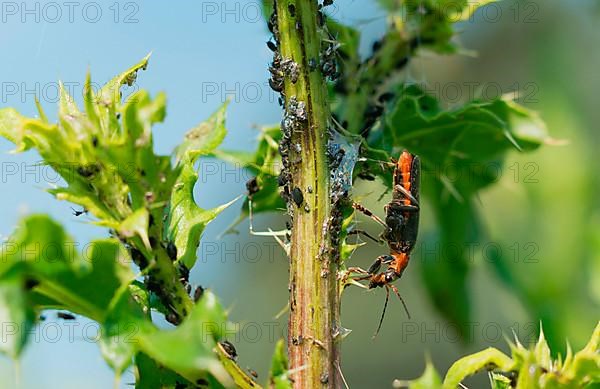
[273,1,340,387]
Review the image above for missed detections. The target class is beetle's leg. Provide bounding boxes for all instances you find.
[389,284,411,320]
[367,257,383,274]
[394,184,419,206]
[347,266,369,276]
[347,229,382,244]
[352,202,387,227]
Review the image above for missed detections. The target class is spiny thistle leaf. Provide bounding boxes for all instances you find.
[402,323,600,388]
[393,359,442,389]
[167,103,238,268]
[0,58,249,386]
[0,215,236,385]
[442,348,514,389]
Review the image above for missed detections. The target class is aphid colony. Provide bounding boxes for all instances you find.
[267,0,339,218]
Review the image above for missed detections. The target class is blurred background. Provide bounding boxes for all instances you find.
[0,0,598,388]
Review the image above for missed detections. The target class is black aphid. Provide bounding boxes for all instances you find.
[166,241,177,261]
[194,285,205,302]
[77,163,100,179]
[246,177,260,197]
[248,368,258,379]
[57,312,76,320]
[71,207,87,217]
[220,340,238,359]
[177,263,189,283]
[291,187,304,207]
[267,40,278,52]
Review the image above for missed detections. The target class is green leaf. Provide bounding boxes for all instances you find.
[134,291,233,386]
[0,108,30,151]
[99,283,151,375]
[371,85,548,184]
[269,339,292,389]
[534,327,552,371]
[0,216,137,363]
[114,208,152,250]
[175,102,228,165]
[489,372,512,389]
[562,322,600,386]
[0,215,240,385]
[0,267,35,359]
[97,53,151,109]
[442,348,514,389]
[395,359,442,389]
[0,55,172,233]
[167,104,239,268]
[134,352,199,389]
[2,216,135,318]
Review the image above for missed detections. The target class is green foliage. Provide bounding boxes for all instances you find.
[268,339,293,389]
[399,322,600,388]
[0,59,263,388]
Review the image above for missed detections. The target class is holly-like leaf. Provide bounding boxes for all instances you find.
[0,55,167,232]
[0,215,240,386]
[560,322,600,386]
[174,102,228,165]
[166,104,238,268]
[1,57,253,387]
[0,216,135,362]
[368,85,548,188]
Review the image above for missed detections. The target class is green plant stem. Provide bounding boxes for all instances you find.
[275,1,340,387]
[149,247,194,320]
[341,30,416,134]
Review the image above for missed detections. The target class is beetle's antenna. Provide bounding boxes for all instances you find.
[373,287,390,339]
